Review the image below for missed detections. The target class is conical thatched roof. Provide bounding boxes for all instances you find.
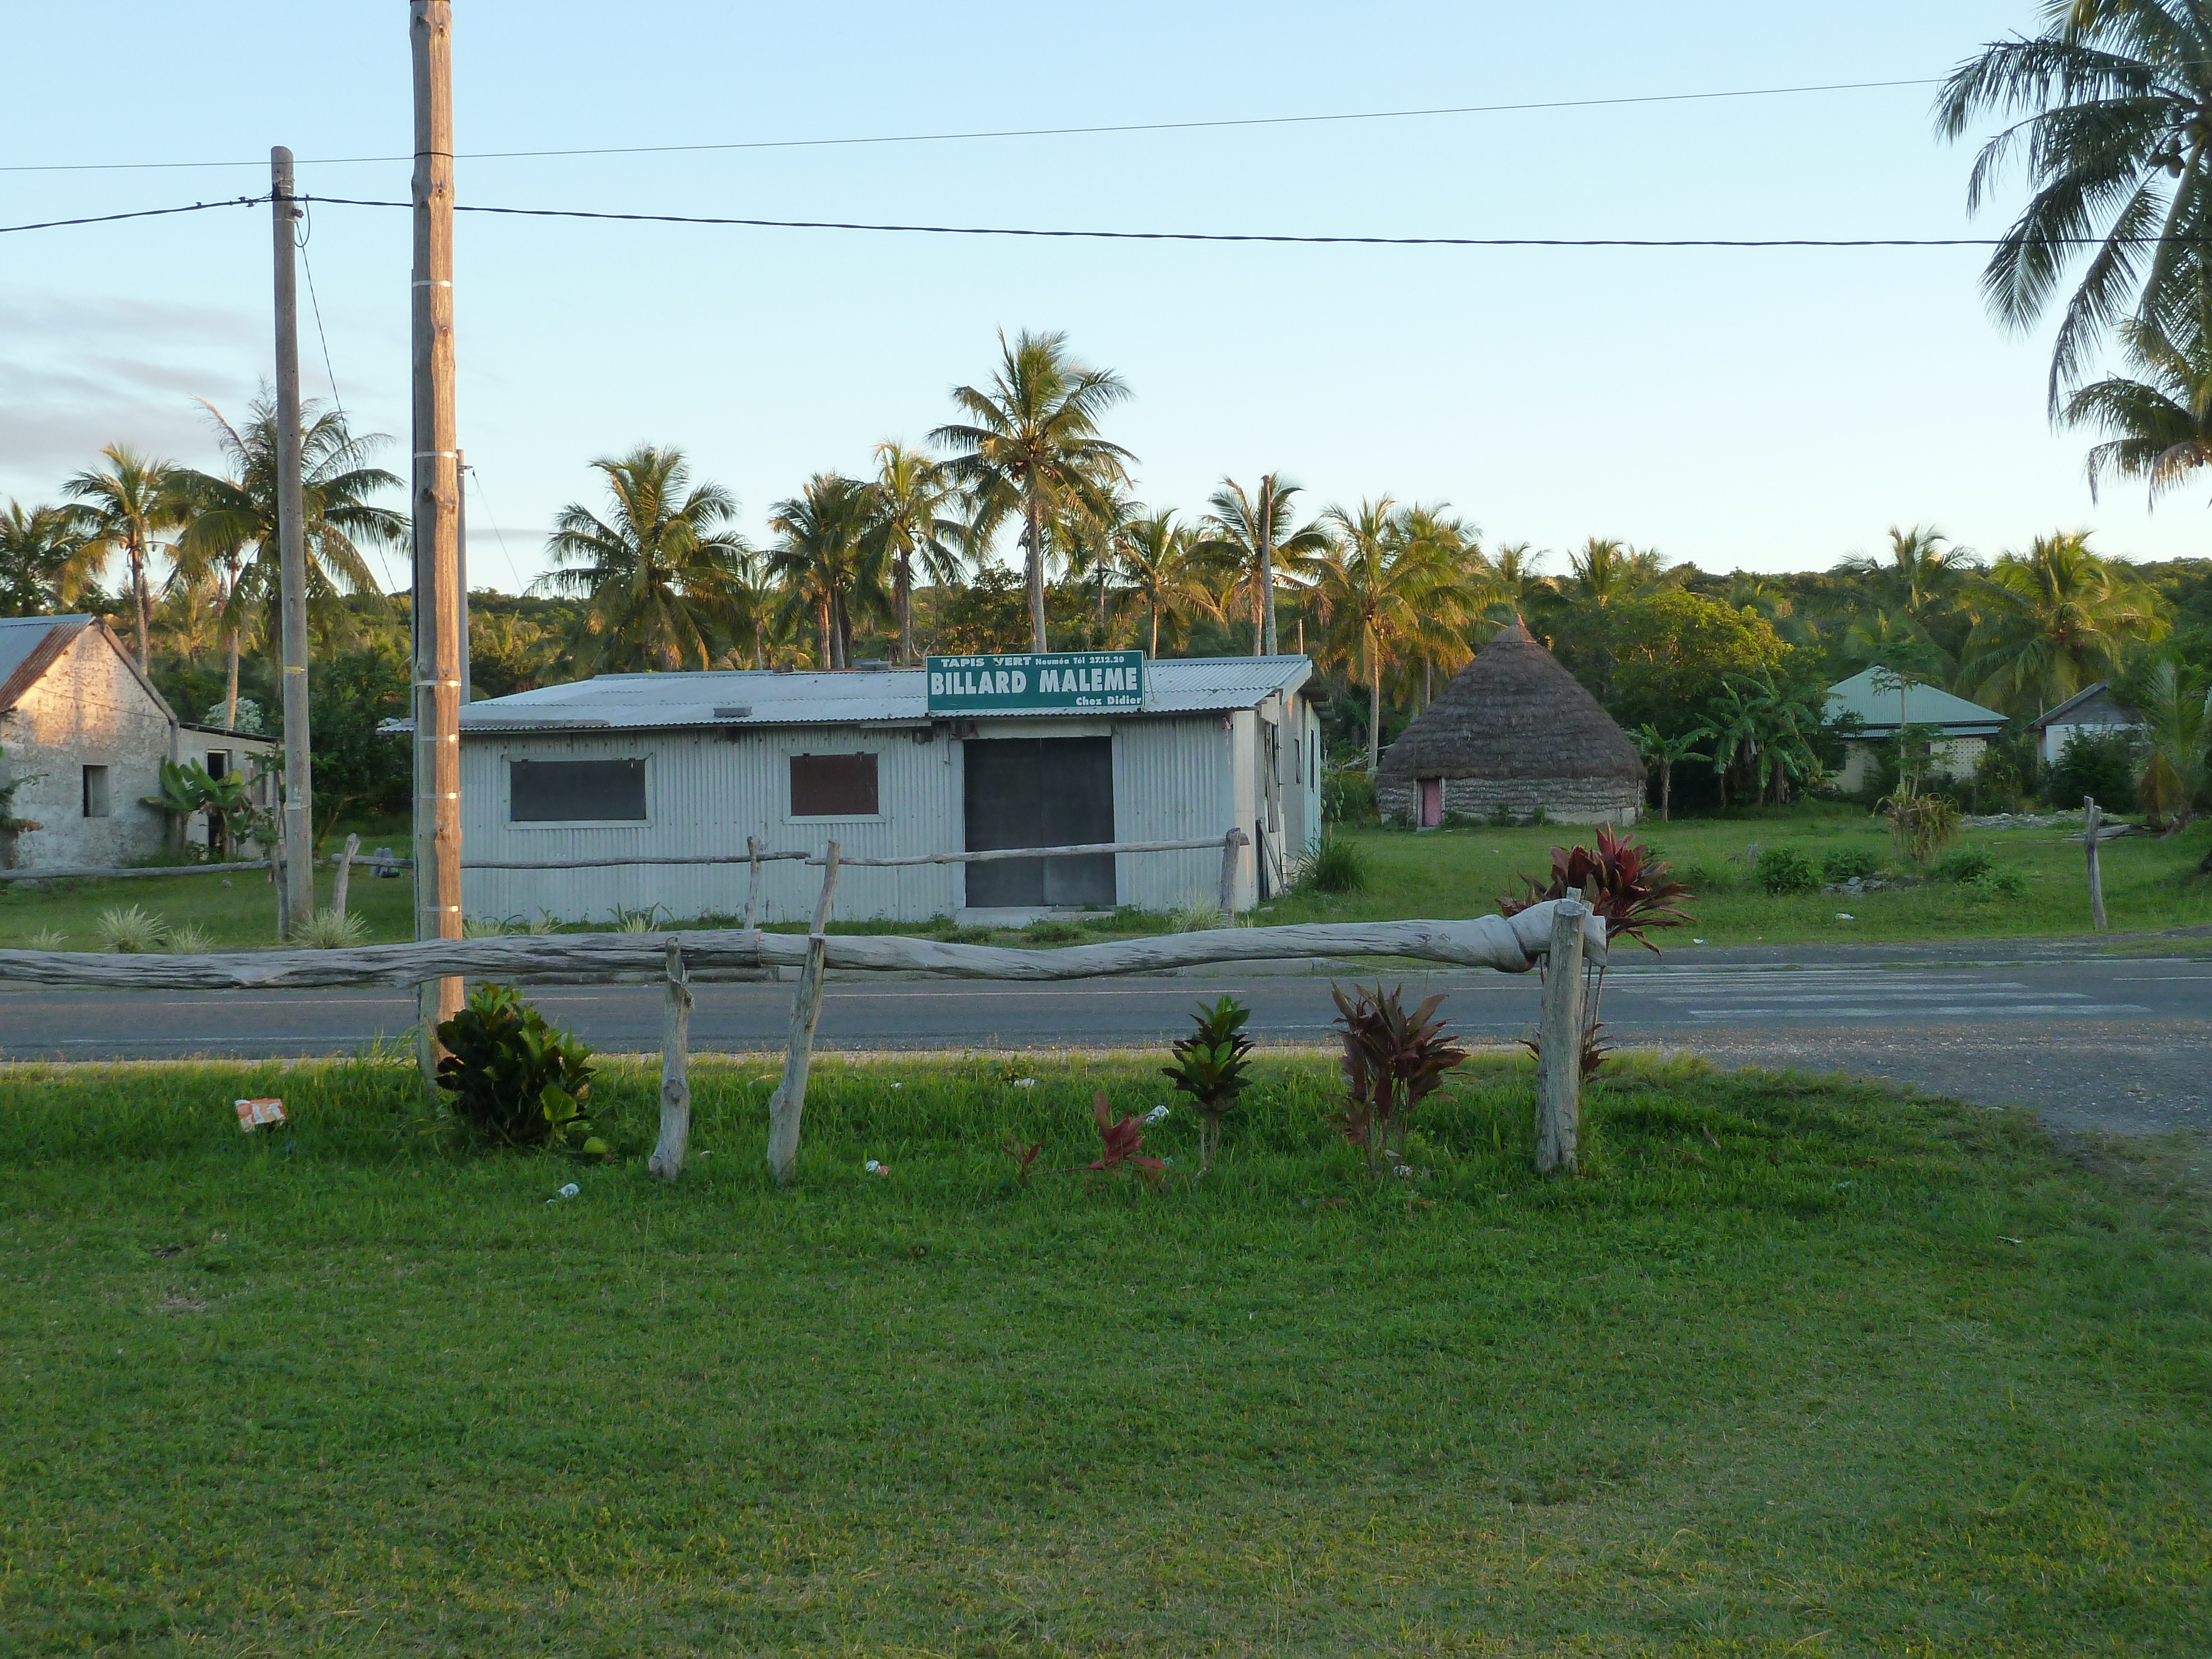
[1379,619,1642,782]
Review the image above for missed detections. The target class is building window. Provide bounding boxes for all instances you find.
[82,764,111,818]
[206,750,231,780]
[789,752,878,818]
[509,758,648,823]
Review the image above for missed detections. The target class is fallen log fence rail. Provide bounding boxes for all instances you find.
[0,897,1605,1181]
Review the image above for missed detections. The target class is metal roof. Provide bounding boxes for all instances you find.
[1825,667,2006,737]
[2030,680,2141,730]
[418,655,1315,735]
[0,614,91,714]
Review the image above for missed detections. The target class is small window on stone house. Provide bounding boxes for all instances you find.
[82,765,111,818]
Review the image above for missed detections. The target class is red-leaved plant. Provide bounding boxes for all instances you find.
[1331,982,1469,1175]
[1005,1092,1166,1187]
[1497,825,1694,953]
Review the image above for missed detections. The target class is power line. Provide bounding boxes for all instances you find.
[0,76,1944,174]
[0,197,264,234]
[293,195,2101,247]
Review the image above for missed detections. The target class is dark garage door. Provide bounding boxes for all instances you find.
[963,737,1116,907]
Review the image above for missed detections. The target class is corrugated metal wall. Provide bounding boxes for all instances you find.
[1113,715,1239,912]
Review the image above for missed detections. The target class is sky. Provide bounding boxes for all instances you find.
[4,1,2207,594]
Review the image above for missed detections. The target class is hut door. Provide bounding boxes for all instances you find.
[962,737,1116,907]
[1418,777,1443,828]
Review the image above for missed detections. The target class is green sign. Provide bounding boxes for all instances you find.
[926,651,1146,715]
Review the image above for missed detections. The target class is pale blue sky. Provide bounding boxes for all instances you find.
[4,1,2202,590]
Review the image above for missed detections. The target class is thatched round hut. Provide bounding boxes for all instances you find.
[1377,619,1644,828]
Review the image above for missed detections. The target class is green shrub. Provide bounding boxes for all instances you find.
[1933,847,1996,883]
[1161,995,1255,1171]
[1022,918,1083,944]
[2046,729,2140,812]
[1820,847,1880,883]
[96,905,168,952]
[1962,865,2028,899]
[1755,846,1819,895]
[1321,766,1376,825]
[434,983,603,1154]
[1298,835,1369,895]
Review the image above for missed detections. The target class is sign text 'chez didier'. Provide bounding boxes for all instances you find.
[924,651,1146,715]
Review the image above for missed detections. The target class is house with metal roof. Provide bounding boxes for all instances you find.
[1824,667,2007,792]
[2029,681,2143,766]
[426,653,1322,925]
[0,613,275,869]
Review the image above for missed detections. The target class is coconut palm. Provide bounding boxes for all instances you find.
[1197,473,1333,656]
[1489,543,1547,617]
[1055,481,1144,648]
[1114,511,1219,658]
[541,445,750,674]
[2134,657,2210,829]
[171,395,403,727]
[1832,526,1976,624]
[64,445,182,668]
[1567,537,1668,606]
[931,329,1134,652]
[1633,724,1708,822]
[1963,531,2170,713]
[1310,498,1465,773]
[866,442,964,665]
[0,501,84,617]
[1938,0,2212,405]
[2064,298,2212,502]
[766,473,885,670]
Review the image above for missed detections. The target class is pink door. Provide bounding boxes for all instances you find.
[1418,778,1443,828]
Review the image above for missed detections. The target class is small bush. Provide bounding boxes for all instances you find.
[1961,865,2028,899]
[1172,900,1227,933]
[1933,847,1995,883]
[97,905,168,953]
[1881,790,1963,864]
[1161,994,1255,1171]
[1322,766,1376,825]
[462,915,514,938]
[2046,729,2141,812]
[933,922,999,944]
[609,904,667,933]
[434,982,603,1153]
[1331,982,1468,1175]
[166,922,215,953]
[1021,918,1083,945]
[1298,835,1369,895]
[1755,846,1819,895]
[1820,847,1880,883]
[294,907,370,949]
[25,926,68,951]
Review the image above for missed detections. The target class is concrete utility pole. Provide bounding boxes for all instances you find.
[411,0,464,1076]
[270,146,315,930]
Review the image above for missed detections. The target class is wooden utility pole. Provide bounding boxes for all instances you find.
[1533,899,1588,1173]
[411,0,464,1078]
[270,147,315,930]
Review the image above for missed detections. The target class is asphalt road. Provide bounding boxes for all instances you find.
[5,949,2207,1135]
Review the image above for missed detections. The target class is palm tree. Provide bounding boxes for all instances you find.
[0,502,82,617]
[1390,503,1494,706]
[2134,656,2211,830]
[1114,511,1218,658]
[172,396,403,727]
[1833,526,1975,624]
[1197,473,1333,656]
[540,445,750,673]
[1566,537,1667,607]
[931,329,1134,652]
[2065,300,2212,502]
[766,473,884,670]
[1634,724,1708,822]
[1964,532,2171,714]
[1310,498,1463,773]
[64,445,182,669]
[866,442,963,665]
[1937,1,2212,405]
[1489,543,1547,617]
[1054,481,1144,648]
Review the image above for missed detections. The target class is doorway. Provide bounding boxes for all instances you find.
[963,737,1116,906]
[1418,776,1443,828]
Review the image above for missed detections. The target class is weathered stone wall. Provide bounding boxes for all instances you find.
[1378,774,1642,828]
[0,629,174,868]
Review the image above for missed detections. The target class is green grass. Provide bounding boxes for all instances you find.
[6,807,2207,953]
[1255,812,2212,946]
[4,1051,2207,1654]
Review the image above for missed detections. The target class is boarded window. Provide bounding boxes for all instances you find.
[790,752,879,817]
[82,764,111,818]
[509,758,647,822]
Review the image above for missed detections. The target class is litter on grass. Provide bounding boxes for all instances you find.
[547,1182,581,1205]
[864,1159,891,1176]
[233,1098,286,1133]
[1145,1104,1171,1123]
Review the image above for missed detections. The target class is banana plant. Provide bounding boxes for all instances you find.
[139,758,213,855]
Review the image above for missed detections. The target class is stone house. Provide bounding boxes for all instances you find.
[0,614,276,869]
[1378,619,1645,828]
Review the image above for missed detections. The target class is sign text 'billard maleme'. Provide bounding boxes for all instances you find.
[925,651,1146,714]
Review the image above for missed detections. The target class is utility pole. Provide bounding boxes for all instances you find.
[270,146,315,930]
[411,0,464,1077]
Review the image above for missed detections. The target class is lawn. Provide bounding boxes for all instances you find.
[4,1050,2207,1655]
[2,807,2207,953]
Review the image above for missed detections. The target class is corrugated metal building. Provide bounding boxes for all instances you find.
[441,656,1321,925]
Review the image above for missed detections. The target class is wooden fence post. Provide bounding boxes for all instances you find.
[766,840,841,1185]
[332,832,361,919]
[2084,796,2109,932]
[273,847,291,941]
[1216,828,1244,926]
[649,936,694,1180]
[1534,898,1588,1173]
[744,834,761,931]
